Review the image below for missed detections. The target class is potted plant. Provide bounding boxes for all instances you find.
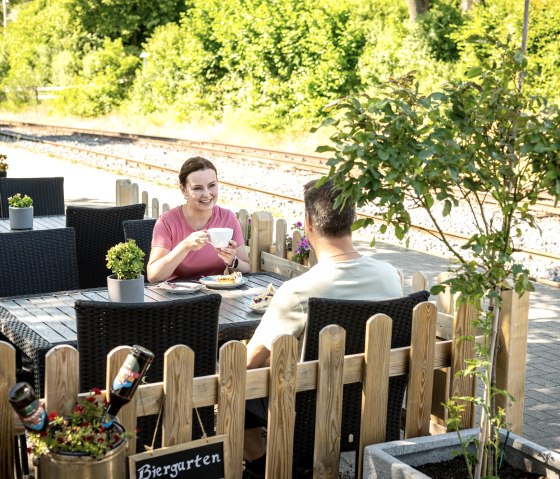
[106,239,145,303]
[8,193,33,230]
[0,153,8,177]
[28,388,131,478]
[315,34,560,479]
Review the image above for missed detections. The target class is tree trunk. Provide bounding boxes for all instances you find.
[407,0,429,21]
[461,0,484,12]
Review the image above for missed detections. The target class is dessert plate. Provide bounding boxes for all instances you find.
[158,281,203,294]
[199,275,248,289]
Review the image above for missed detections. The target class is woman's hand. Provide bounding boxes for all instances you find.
[216,240,238,267]
[182,230,209,251]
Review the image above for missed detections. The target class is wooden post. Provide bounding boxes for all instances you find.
[359,315,392,478]
[249,211,273,272]
[217,341,247,479]
[275,219,287,258]
[266,335,298,478]
[163,345,194,446]
[237,209,250,245]
[115,179,132,206]
[431,272,455,428]
[411,271,428,292]
[151,198,160,218]
[0,341,16,479]
[314,325,345,479]
[141,191,149,216]
[450,301,478,428]
[495,289,530,434]
[44,346,79,416]
[405,302,437,438]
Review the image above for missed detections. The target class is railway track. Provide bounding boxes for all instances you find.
[1,120,559,268]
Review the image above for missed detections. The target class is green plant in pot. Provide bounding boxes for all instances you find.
[315,37,560,479]
[106,239,145,303]
[7,193,33,230]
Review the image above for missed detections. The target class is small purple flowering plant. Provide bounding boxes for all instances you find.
[290,221,310,264]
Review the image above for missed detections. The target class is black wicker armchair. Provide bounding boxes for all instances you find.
[0,227,79,297]
[294,290,430,476]
[66,203,146,288]
[75,294,222,452]
[0,177,65,218]
[123,218,156,280]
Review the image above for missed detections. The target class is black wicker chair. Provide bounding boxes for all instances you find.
[123,218,156,280]
[66,203,146,288]
[0,228,79,297]
[75,294,221,453]
[0,177,65,218]
[294,290,430,476]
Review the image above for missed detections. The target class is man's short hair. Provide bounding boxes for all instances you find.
[304,179,355,237]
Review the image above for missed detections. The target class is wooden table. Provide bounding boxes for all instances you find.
[0,272,285,394]
[0,215,66,233]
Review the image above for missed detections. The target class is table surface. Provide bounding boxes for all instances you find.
[0,214,66,233]
[0,272,286,393]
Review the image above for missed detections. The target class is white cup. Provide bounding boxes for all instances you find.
[207,227,233,248]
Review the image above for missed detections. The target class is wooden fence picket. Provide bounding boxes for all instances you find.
[44,345,79,416]
[0,341,16,479]
[359,314,392,478]
[163,345,194,447]
[314,325,346,479]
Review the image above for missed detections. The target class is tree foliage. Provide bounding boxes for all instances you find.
[315,38,560,478]
[0,0,558,131]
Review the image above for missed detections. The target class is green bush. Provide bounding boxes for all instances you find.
[53,38,140,117]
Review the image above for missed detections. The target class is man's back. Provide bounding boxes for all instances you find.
[250,254,402,358]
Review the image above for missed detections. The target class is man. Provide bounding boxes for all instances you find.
[243,179,403,478]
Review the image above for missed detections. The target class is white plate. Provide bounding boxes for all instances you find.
[248,302,268,314]
[158,281,203,294]
[199,275,249,289]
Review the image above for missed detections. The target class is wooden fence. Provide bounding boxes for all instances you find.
[1,284,530,479]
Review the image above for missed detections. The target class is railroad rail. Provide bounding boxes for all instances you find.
[1,120,559,267]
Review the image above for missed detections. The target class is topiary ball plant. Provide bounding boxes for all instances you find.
[106,239,145,280]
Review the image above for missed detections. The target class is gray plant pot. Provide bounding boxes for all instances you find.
[363,428,560,479]
[107,274,145,303]
[9,206,34,230]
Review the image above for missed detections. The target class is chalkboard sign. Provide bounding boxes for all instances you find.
[129,435,230,479]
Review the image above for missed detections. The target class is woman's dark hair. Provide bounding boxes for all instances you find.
[304,179,355,237]
[178,157,218,186]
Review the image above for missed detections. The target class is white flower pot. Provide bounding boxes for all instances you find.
[9,206,33,230]
[107,274,145,303]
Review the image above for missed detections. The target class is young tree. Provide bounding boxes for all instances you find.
[315,36,560,478]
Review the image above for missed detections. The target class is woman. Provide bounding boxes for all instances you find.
[147,157,250,282]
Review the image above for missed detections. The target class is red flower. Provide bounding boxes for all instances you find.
[73,405,84,413]
[97,437,105,443]
[82,421,90,427]
[91,387,102,395]
[57,437,64,444]
[86,396,96,403]
[47,411,58,421]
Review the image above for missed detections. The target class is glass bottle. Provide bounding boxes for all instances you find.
[101,344,154,428]
[8,382,48,432]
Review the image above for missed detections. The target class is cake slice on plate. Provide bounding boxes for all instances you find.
[250,283,276,312]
